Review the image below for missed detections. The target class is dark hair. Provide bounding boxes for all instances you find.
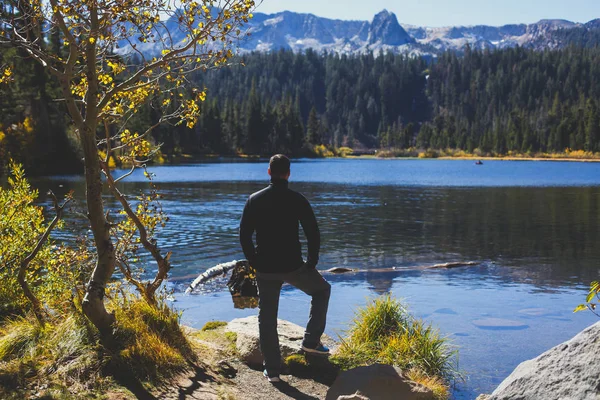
[269,154,290,178]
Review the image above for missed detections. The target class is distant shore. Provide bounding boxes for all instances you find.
[158,150,600,164]
[436,155,600,163]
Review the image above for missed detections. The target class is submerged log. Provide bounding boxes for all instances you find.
[184,260,481,291]
[425,261,479,269]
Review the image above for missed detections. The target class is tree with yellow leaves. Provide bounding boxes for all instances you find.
[0,0,255,338]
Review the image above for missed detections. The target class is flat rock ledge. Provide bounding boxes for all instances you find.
[479,321,600,400]
[225,315,337,368]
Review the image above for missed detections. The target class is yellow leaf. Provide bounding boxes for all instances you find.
[573,304,588,313]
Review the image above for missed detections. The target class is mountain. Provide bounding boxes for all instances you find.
[368,10,414,46]
[115,10,600,57]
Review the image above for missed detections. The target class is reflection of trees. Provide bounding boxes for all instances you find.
[31,178,600,290]
[315,185,600,289]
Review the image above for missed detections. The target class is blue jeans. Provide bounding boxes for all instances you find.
[256,265,331,376]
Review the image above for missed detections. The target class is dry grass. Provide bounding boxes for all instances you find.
[110,293,196,381]
[0,294,197,398]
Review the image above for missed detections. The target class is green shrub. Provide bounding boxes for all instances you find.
[0,162,92,318]
[330,296,457,399]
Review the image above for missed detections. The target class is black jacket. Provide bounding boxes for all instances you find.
[239,178,320,273]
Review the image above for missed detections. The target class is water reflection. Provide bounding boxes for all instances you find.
[32,177,600,292]
[31,160,600,400]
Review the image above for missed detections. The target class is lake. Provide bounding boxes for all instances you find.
[36,159,600,399]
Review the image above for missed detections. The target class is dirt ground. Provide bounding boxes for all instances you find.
[147,328,332,400]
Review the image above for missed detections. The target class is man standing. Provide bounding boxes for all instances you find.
[239,154,331,383]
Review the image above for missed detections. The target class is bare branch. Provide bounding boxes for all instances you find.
[114,164,136,183]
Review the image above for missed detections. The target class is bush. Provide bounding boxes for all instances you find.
[336,147,354,157]
[418,150,439,159]
[0,162,92,318]
[330,296,457,400]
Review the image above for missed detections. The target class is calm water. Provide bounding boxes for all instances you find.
[36,159,600,399]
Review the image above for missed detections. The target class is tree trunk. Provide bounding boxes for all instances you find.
[79,123,116,338]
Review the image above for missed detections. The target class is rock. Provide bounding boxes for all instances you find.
[226,316,336,368]
[325,364,435,400]
[337,391,369,400]
[475,396,491,400]
[488,321,600,400]
[326,267,355,274]
[472,318,529,330]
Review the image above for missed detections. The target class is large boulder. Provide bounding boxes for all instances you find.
[225,316,336,368]
[487,321,600,400]
[325,364,435,400]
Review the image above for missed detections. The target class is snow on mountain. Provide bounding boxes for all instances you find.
[114,9,600,58]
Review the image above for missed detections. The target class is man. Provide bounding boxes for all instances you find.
[239,154,331,383]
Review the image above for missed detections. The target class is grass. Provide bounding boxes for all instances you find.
[202,321,228,331]
[0,293,197,398]
[110,293,195,381]
[0,313,104,397]
[190,324,238,359]
[284,354,310,376]
[330,295,457,400]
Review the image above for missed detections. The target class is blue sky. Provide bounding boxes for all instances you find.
[253,0,600,27]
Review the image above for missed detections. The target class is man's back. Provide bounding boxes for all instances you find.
[239,178,319,273]
[239,155,330,381]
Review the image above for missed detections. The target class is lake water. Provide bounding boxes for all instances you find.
[36,159,600,399]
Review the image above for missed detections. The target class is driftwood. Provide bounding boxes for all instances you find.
[325,262,480,274]
[183,260,481,293]
[185,260,247,294]
[425,261,479,269]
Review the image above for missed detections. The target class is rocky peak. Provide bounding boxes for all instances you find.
[535,19,577,29]
[586,18,600,29]
[368,10,414,46]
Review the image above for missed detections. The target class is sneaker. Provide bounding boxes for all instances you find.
[263,369,281,383]
[301,342,330,355]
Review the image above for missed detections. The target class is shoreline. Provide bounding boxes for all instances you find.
[379,155,600,163]
[170,153,600,163]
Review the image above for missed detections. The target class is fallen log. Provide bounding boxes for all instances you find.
[184,260,482,291]
[185,260,246,294]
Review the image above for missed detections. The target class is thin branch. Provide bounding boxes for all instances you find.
[18,191,71,325]
[114,164,136,183]
[101,163,171,304]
